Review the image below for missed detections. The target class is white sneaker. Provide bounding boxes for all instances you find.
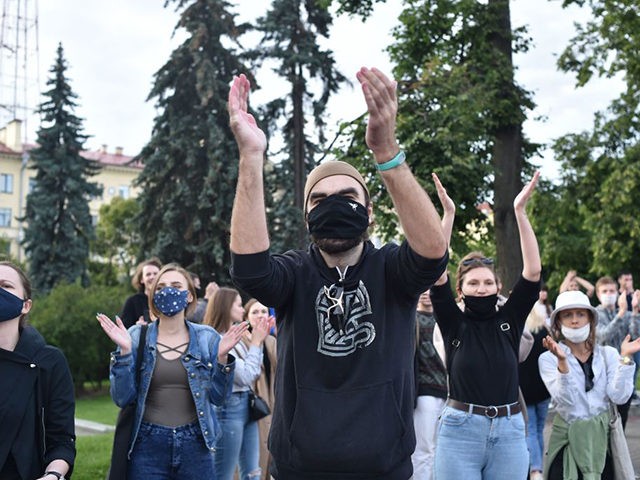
[530,472,543,480]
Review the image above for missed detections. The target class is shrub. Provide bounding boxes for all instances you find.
[29,282,129,392]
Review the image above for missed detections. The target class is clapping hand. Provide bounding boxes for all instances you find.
[97,313,132,355]
[620,334,640,357]
[542,335,567,361]
[228,74,266,157]
[356,67,399,161]
[218,321,250,364]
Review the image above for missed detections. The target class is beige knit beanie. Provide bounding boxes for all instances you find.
[303,161,369,212]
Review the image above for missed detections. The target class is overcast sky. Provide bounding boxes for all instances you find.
[3,0,624,179]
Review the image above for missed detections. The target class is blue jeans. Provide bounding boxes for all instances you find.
[434,405,529,480]
[214,391,261,480]
[128,421,215,480]
[526,399,550,472]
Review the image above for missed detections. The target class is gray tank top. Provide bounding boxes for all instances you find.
[143,342,198,427]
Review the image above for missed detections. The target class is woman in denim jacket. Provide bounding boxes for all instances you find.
[98,263,248,479]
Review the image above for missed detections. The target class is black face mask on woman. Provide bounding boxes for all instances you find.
[307,194,369,240]
[0,287,24,322]
[462,294,498,317]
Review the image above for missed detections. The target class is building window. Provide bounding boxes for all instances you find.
[28,177,36,193]
[118,185,130,199]
[0,208,11,227]
[0,174,13,193]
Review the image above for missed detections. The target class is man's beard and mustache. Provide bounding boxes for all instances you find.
[310,232,368,254]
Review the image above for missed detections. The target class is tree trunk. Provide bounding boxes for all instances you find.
[489,0,524,293]
[292,70,306,248]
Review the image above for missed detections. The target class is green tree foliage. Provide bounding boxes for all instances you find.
[29,282,128,392]
[92,196,141,286]
[549,0,640,277]
[255,0,348,249]
[333,0,539,291]
[134,0,252,284]
[22,44,101,293]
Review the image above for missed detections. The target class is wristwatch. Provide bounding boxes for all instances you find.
[44,472,65,480]
[620,355,633,365]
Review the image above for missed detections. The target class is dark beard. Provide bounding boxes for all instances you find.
[311,235,365,254]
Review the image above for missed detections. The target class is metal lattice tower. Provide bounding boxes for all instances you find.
[0,0,40,143]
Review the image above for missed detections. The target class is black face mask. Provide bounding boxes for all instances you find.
[463,294,498,317]
[307,194,369,240]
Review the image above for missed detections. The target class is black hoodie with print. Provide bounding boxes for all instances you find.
[231,241,447,480]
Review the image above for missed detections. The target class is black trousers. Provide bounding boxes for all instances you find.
[547,445,614,480]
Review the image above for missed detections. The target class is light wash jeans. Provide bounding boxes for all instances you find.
[411,395,446,480]
[434,405,529,480]
[214,391,261,480]
[128,421,215,480]
[526,399,550,473]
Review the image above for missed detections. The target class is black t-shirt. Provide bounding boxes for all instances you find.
[431,275,539,406]
[120,292,149,329]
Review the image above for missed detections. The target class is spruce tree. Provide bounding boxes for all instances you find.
[135,0,253,284]
[256,0,348,250]
[23,44,101,293]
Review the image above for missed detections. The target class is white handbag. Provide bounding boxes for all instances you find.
[608,402,635,480]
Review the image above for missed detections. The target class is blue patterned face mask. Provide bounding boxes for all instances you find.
[153,287,189,317]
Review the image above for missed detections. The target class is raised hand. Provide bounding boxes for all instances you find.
[542,335,567,362]
[432,172,455,217]
[218,321,250,363]
[513,170,540,212]
[97,313,132,355]
[228,74,267,157]
[355,67,399,160]
[620,334,640,357]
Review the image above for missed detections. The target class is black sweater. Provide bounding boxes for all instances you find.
[0,326,76,479]
[231,241,447,480]
[431,276,539,406]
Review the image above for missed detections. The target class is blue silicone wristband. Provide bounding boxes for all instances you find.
[375,150,406,171]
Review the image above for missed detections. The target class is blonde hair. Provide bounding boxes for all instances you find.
[524,308,547,335]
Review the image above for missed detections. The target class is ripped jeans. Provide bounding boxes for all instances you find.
[214,391,261,480]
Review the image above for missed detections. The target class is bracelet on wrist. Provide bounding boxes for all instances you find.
[44,472,65,480]
[375,150,406,172]
[620,355,633,365]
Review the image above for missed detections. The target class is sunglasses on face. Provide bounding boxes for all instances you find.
[461,257,494,266]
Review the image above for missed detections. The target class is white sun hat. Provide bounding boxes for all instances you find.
[549,290,598,326]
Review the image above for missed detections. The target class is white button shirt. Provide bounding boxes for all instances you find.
[538,343,634,424]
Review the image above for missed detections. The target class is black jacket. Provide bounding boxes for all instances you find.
[0,326,76,479]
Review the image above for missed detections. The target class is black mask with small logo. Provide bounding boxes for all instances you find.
[307,194,369,239]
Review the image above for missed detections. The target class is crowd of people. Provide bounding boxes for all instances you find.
[1,66,640,480]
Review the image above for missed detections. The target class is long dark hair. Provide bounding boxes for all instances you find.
[204,287,240,334]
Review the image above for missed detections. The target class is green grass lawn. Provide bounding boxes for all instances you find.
[74,391,117,478]
[74,433,113,480]
[75,391,119,426]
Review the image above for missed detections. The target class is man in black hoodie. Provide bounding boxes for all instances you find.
[227,67,448,480]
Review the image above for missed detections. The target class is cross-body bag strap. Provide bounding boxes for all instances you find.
[135,325,148,388]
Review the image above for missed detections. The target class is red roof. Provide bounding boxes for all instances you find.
[82,149,143,169]
[0,141,143,169]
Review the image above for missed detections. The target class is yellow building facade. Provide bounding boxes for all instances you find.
[0,119,142,261]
